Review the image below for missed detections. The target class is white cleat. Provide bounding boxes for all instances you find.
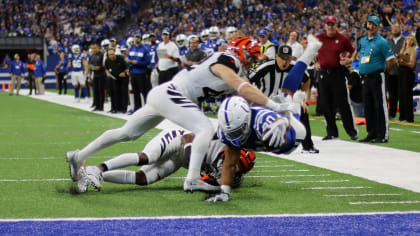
[66,150,82,181]
[306,34,323,53]
[77,167,89,193]
[183,178,221,193]
[86,166,103,191]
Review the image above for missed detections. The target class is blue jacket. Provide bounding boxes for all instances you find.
[128,44,151,74]
[33,60,46,77]
[9,60,26,75]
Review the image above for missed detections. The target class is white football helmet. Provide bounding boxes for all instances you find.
[71,44,80,54]
[101,39,110,49]
[142,34,150,45]
[209,26,220,40]
[175,34,187,47]
[200,29,209,42]
[217,96,251,147]
[126,37,134,48]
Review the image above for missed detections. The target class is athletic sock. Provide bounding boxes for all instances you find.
[74,88,79,98]
[103,153,139,170]
[102,170,136,184]
[81,87,87,98]
[186,151,205,180]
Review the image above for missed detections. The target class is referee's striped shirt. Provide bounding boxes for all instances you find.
[249,60,309,97]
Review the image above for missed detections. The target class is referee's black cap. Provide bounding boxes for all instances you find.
[277,45,292,58]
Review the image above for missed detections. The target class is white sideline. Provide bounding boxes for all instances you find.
[23,90,420,194]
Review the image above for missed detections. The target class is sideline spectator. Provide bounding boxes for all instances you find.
[386,24,405,120]
[55,51,68,95]
[287,31,304,60]
[397,35,417,123]
[156,28,180,84]
[2,54,11,69]
[183,35,207,67]
[33,54,46,95]
[89,43,106,111]
[8,54,25,96]
[316,15,358,141]
[26,53,36,95]
[128,34,151,110]
[357,15,397,143]
[105,48,129,113]
[257,29,275,62]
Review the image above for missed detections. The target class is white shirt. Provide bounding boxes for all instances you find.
[157,41,180,71]
[262,41,276,60]
[287,41,304,59]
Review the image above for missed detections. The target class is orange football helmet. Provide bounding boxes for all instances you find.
[228,36,261,66]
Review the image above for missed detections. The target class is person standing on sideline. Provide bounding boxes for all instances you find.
[128,33,151,111]
[356,15,397,143]
[287,31,304,60]
[105,48,129,113]
[257,29,276,62]
[397,35,417,123]
[55,51,68,95]
[316,15,358,141]
[8,54,25,96]
[156,28,180,84]
[88,43,106,111]
[33,54,46,95]
[26,53,36,95]
[386,24,404,120]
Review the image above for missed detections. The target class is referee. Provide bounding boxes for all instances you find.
[316,15,358,141]
[355,15,396,143]
[249,45,319,153]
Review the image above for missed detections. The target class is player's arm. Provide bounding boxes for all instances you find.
[82,58,88,74]
[220,144,241,191]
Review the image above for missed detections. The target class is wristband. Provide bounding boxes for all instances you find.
[237,81,248,93]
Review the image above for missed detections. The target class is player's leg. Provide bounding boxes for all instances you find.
[71,72,80,101]
[282,35,322,94]
[77,72,87,101]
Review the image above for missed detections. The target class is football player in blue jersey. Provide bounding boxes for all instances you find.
[176,34,188,57]
[205,26,227,53]
[67,44,88,102]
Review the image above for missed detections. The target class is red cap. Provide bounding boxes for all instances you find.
[325,15,337,24]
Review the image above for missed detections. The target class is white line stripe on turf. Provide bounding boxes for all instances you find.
[0,178,70,182]
[282,179,349,184]
[349,201,420,205]
[302,186,372,190]
[324,193,401,197]
[245,174,331,178]
[389,128,402,131]
[254,165,295,167]
[251,169,310,172]
[411,131,420,134]
[1,211,420,222]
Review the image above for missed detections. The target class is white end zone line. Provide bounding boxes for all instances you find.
[1,211,420,222]
[324,193,401,197]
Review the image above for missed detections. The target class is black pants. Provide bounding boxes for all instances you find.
[27,71,36,95]
[57,72,67,94]
[300,108,314,150]
[93,76,106,110]
[398,66,414,122]
[158,67,178,85]
[362,72,388,140]
[385,71,399,118]
[131,73,151,110]
[318,67,357,138]
[111,78,129,112]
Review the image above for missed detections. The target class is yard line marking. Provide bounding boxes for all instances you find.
[389,128,402,131]
[302,186,372,190]
[245,174,331,178]
[349,200,420,205]
[324,193,402,197]
[411,131,420,134]
[252,169,309,172]
[2,211,420,222]
[0,178,70,182]
[254,165,295,167]
[282,179,349,184]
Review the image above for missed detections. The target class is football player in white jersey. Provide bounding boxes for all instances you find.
[67,44,88,102]
[66,36,311,194]
[76,129,256,193]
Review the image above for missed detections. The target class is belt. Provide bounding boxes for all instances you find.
[361,71,382,78]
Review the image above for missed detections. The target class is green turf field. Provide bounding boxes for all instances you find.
[1,92,419,218]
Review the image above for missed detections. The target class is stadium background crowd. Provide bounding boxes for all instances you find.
[1,0,420,120]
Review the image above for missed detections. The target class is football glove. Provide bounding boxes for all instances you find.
[262,117,289,148]
[206,192,230,202]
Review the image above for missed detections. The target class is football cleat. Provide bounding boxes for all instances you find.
[66,150,82,181]
[77,167,89,193]
[206,192,230,202]
[183,178,221,193]
[85,166,103,191]
[306,34,323,54]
